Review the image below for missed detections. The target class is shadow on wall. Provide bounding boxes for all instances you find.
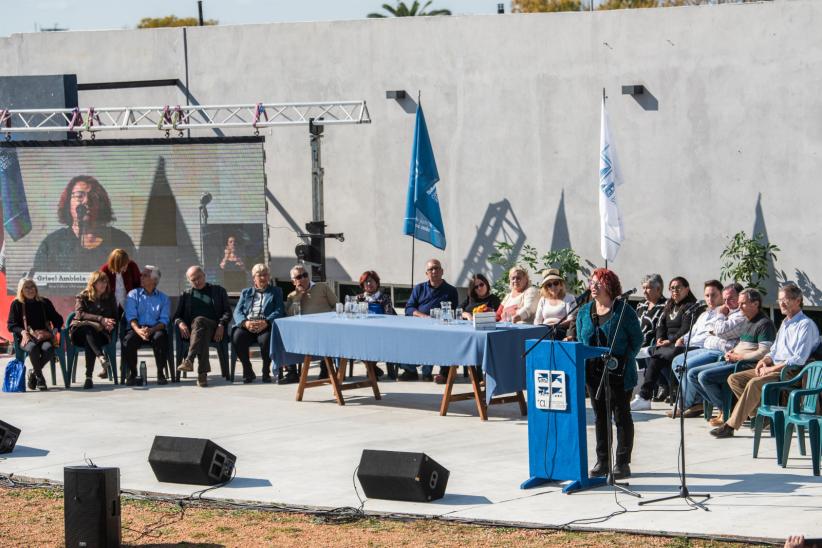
[456,199,527,287]
[626,85,659,112]
[794,270,822,307]
[550,189,572,252]
[753,193,779,301]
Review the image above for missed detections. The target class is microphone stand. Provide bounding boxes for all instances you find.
[639,303,710,510]
[594,297,641,498]
[199,203,209,268]
[523,294,587,358]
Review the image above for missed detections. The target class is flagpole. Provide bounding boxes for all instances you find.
[603,87,607,269]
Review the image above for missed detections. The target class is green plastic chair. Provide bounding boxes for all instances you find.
[63,312,119,385]
[703,359,758,423]
[753,363,817,465]
[780,362,822,476]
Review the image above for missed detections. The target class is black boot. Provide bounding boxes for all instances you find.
[590,460,608,477]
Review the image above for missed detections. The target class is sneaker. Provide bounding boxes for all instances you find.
[434,374,447,385]
[197,373,208,387]
[83,378,93,390]
[398,370,419,382]
[630,395,651,411]
[177,358,194,372]
[27,371,37,391]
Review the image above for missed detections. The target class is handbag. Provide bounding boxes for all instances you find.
[648,344,682,362]
[72,319,105,332]
[23,303,54,343]
[2,359,26,392]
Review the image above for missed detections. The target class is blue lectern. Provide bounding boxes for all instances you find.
[520,340,607,493]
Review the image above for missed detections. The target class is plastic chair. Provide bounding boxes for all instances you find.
[229,324,303,383]
[780,362,822,476]
[751,364,816,465]
[63,312,119,385]
[174,321,230,381]
[13,329,68,388]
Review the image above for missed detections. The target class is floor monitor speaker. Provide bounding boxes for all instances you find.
[148,435,235,486]
[357,449,449,502]
[0,420,20,454]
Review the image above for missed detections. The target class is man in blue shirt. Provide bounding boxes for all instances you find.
[711,283,820,438]
[399,258,459,382]
[123,265,171,386]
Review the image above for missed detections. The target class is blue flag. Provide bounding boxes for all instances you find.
[402,105,446,250]
[0,147,32,242]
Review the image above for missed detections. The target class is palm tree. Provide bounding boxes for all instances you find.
[367,1,452,17]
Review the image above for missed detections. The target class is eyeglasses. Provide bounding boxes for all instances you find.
[292,272,309,281]
[426,266,442,273]
[589,280,601,289]
[545,281,562,288]
[778,297,797,304]
[669,285,683,292]
[70,191,89,200]
[473,282,486,289]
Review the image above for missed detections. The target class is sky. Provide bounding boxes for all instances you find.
[0,0,506,36]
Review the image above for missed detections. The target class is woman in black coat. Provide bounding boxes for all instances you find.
[7,278,64,391]
[70,271,118,389]
[632,276,697,408]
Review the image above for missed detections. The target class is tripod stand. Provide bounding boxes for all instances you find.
[593,298,641,499]
[639,303,710,510]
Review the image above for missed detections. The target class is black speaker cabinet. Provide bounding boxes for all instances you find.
[64,466,121,548]
[148,436,236,486]
[357,450,449,502]
[0,420,20,454]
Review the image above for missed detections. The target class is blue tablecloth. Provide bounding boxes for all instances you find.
[271,312,548,402]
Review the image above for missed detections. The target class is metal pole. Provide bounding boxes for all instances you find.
[309,118,327,281]
[198,1,204,26]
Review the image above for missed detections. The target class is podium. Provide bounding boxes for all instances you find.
[520,340,607,494]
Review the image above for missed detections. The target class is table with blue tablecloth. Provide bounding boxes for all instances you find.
[271,312,548,418]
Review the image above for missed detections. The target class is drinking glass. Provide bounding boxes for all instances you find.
[292,302,301,316]
[455,307,463,322]
[336,303,344,318]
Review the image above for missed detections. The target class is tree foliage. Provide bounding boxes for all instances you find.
[368,1,452,17]
[512,0,766,11]
[720,231,780,295]
[137,15,218,29]
[512,0,582,12]
[488,242,588,298]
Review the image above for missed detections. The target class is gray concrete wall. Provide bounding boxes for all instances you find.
[2,1,821,303]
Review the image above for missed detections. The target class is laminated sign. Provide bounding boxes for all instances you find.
[535,370,567,411]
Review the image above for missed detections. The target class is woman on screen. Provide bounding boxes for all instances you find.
[31,175,136,274]
[220,236,246,272]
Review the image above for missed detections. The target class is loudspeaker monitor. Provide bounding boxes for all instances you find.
[64,466,121,548]
[148,436,235,486]
[357,449,449,502]
[0,420,20,454]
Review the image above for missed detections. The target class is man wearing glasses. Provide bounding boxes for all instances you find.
[286,264,338,379]
[398,259,459,382]
[711,283,819,438]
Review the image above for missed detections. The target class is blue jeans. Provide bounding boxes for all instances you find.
[672,349,724,409]
[689,361,738,409]
[400,364,434,376]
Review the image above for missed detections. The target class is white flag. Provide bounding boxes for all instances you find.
[598,97,624,262]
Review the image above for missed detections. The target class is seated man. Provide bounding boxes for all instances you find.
[667,281,743,417]
[399,258,459,382]
[711,283,820,438]
[690,288,775,425]
[123,265,171,386]
[233,263,285,383]
[175,266,232,388]
[285,264,337,379]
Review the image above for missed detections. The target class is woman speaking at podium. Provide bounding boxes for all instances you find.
[575,268,643,480]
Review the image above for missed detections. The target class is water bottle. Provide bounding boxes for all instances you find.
[139,361,147,386]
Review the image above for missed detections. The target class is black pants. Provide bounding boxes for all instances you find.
[232,327,273,378]
[586,366,634,466]
[639,349,683,400]
[123,328,169,378]
[19,337,54,375]
[70,326,110,377]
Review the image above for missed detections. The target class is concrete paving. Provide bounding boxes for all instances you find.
[1,356,819,543]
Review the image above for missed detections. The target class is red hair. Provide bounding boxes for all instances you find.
[590,268,622,299]
[358,270,381,289]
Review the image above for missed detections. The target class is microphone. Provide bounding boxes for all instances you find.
[76,203,88,223]
[685,300,707,314]
[615,288,637,300]
[200,192,212,207]
[574,289,591,305]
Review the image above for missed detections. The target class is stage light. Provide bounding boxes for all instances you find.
[622,85,645,96]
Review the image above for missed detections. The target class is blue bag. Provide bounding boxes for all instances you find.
[2,359,26,393]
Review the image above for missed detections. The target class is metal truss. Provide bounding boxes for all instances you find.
[0,101,371,136]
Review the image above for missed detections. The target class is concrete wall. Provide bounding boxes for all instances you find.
[2,0,821,304]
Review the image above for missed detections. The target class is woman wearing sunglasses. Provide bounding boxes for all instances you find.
[459,273,500,320]
[534,269,577,339]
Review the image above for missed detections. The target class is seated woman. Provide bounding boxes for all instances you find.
[459,273,501,319]
[7,278,64,391]
[497,266,539,324]
[100,248,141,311]
[533,268,577,340]
[70,271,118,389]
[635,273,667,356]
[232,263,286,384]
[631,276,697,410]
[356,270,396,378]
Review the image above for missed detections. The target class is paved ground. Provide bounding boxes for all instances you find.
[1,356,819,543]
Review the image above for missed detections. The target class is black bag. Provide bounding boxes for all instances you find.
[648,344,682,362]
